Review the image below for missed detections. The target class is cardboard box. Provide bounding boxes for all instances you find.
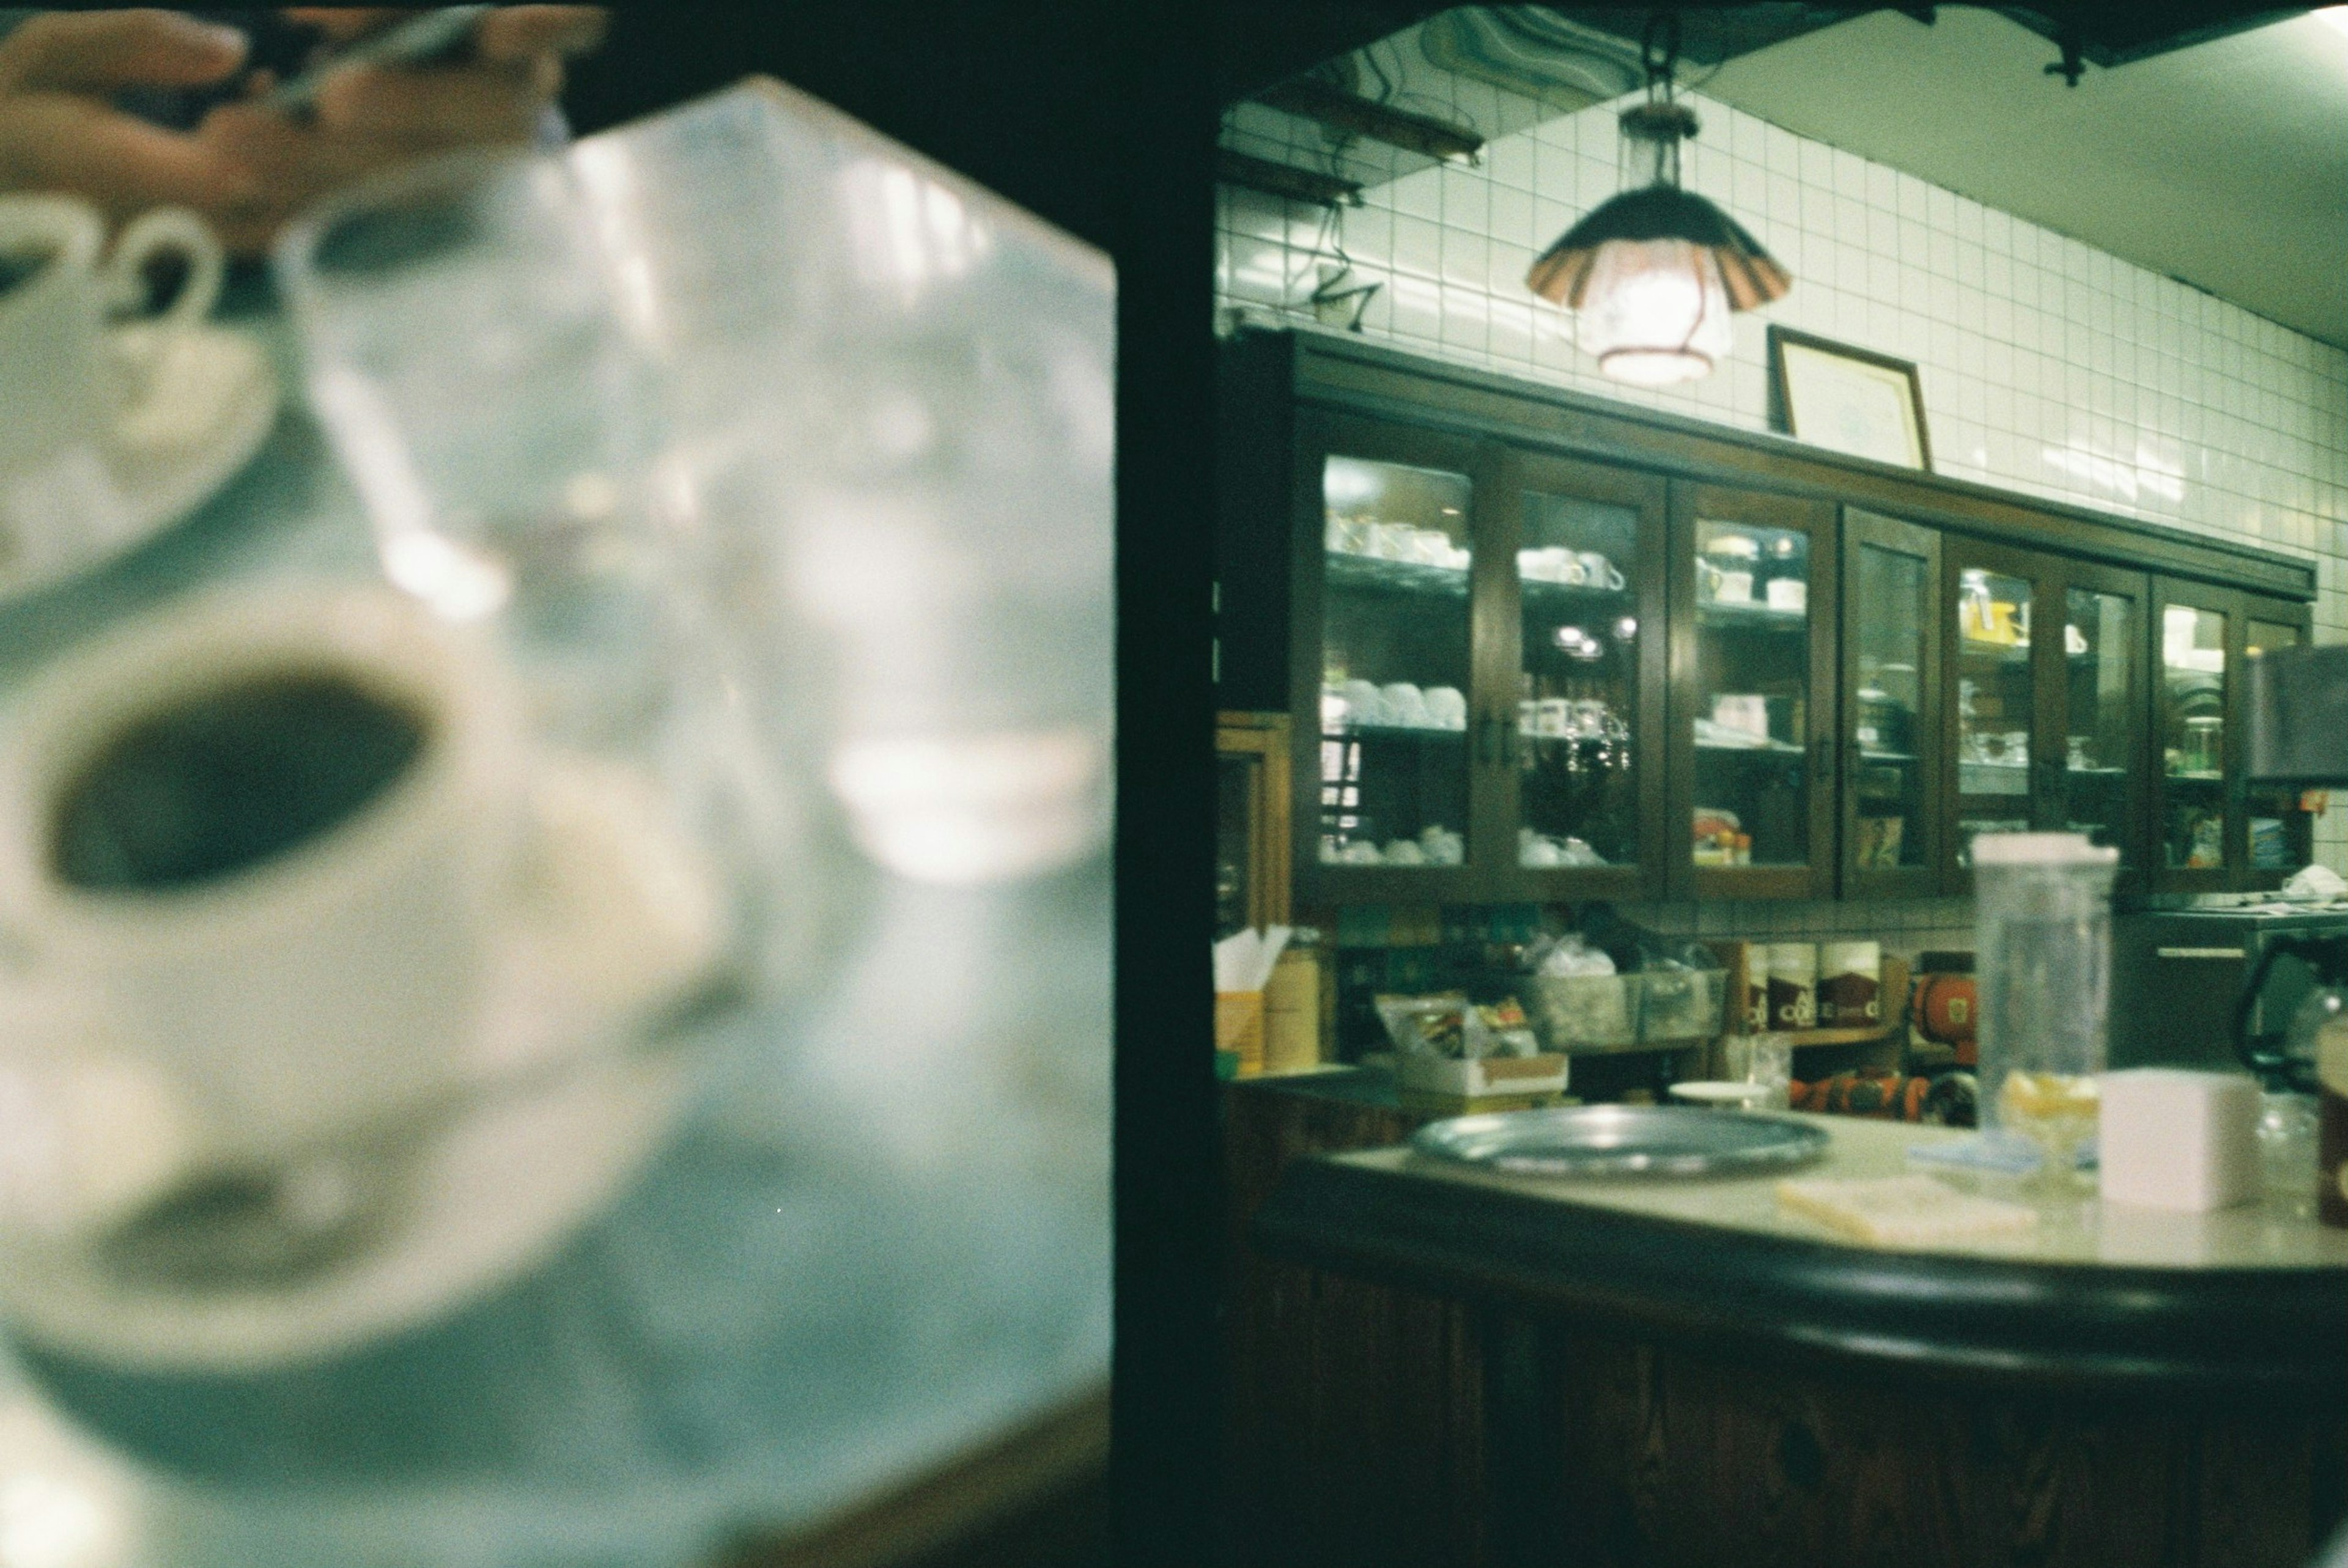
[1395,1050,1569,1113]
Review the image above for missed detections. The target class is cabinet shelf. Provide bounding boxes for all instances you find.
[1324,724,1468,742]
[1324,552,1469,597]
[1958,760,2030,796]
[1521,578,1633,605]
[1695,738,1804,756]
[1696,600,1806,630]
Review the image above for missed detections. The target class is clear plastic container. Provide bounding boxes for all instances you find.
[1519,973,1641,1050]
[1972,832,2119,1176]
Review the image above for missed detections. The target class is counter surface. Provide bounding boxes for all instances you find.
[1253,1110,2348,1394]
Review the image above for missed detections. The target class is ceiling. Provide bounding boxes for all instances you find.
[1225,6,2348,348]
[1690,7,2348,346]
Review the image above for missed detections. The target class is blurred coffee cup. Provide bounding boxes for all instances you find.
[0,197,224,570]
[1576,551,1625,591]
[0,586,528,1176]
[1380,682,1430,728]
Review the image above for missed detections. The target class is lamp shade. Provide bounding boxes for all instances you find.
[1526,185,1790,314]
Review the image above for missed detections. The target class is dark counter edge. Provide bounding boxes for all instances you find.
[1252,1152,2348,1401]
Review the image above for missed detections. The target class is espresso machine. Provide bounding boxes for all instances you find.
[2229,643,2348,1091]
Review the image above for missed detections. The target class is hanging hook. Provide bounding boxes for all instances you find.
[1640,10,1683,101]
[2043,25,2085,87]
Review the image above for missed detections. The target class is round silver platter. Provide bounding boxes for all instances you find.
[1409,1104,1828,1179]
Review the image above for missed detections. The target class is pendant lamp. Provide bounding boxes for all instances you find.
[1526,18,1789,386]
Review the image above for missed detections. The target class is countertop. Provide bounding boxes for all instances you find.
[1252,1110,2348,1396]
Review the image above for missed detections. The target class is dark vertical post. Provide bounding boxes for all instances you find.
[1110,6,1221,1563]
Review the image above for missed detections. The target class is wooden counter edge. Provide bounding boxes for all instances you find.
[1251,1153,2348,1401]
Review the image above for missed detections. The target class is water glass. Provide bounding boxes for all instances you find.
[1723,1034,1792,1110]
[1973,833,2119,1186]
[278,150,674,749]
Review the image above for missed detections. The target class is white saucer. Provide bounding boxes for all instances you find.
[0,759,731,1373]
[0,323,278,605]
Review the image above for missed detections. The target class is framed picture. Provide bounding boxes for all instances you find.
[1767,326,1932,472]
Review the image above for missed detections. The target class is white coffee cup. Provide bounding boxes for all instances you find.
[1423,685,1467,729]
[1713,693,1769,738]
[0,197,224,553]
[1767,578,1808,613]
[1522,837,1564,867]
[0,585,528,1171]
[1576,551,1626,591]
[1715,570,1754,604]
[1380,681,1429,728]
[1338,678,1385,727]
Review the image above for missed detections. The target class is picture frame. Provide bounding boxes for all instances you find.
[1767,325,1932,472]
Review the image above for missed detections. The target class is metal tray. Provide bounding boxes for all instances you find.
[1409,1104,1829,1179]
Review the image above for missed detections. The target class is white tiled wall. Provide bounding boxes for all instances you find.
[1220,81,2348,898]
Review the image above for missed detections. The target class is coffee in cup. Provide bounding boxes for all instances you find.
[0,586,527,1172]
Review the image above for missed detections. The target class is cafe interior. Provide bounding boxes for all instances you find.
[0,5,2342,1567]
[1209,6,2348,1567]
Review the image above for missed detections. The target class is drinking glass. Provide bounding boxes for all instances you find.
[1973,832,2119,1191]
[279,150,675,751]
[1723,1033,1792,1109]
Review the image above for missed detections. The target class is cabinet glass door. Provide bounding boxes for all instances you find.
[1312,447,1477,880]
[1674,485,1836,898]
[2059,576,2143,864]
[2158,595,2231,877]
[1507,455,1665,895]
[1949,556,2040,868]
[1841,511,1938,895]
[2246,612,2313,880]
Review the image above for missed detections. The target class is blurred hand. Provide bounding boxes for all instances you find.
[0,10,261,221]
[196,7,604,254]
[0,7,606,259]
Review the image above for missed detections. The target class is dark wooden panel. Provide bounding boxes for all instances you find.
[1538,1325,2342,1568]
[1215,334,1301,711]
[1221,1081,1488,1568]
